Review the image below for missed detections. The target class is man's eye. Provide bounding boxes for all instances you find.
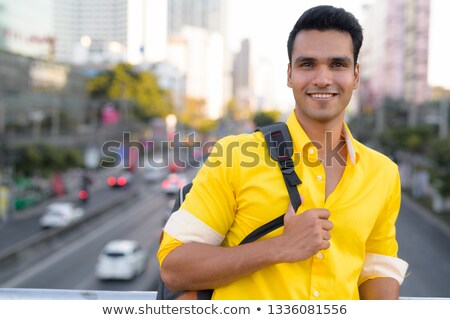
[332,62,345,68]
[299,63,313,68]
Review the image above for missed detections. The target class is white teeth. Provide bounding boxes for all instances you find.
[311,93,333,99]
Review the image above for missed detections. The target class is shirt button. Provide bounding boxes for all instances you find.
[317,252,323,259]
[317,175,323,181]
[313,291,320,297]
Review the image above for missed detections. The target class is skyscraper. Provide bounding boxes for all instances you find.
[166,0,229,119]
[167,0,223,36]
[54,0,167,65]
[361,0,430,111]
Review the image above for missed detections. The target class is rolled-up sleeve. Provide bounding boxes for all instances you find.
[359,169,409,285]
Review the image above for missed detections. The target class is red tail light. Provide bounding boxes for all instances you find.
[107,176,116,186]
[162,180,170,189]
[78,190,88,200]
[117,176,127,186]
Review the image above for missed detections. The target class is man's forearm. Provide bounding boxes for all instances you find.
[160,238,285,291]
[359,277,400,300]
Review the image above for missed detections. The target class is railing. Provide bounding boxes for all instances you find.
[0,288,156,300]
[0,288,448,300]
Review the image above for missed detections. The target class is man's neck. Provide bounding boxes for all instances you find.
[294,113,344,148]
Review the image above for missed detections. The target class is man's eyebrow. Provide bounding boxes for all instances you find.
[331,56,353,64]
[293,55,353,65]
[293,56,315,65]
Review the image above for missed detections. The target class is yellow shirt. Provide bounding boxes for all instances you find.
[158,112,408,299]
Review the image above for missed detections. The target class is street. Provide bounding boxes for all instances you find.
[0,167,449,298]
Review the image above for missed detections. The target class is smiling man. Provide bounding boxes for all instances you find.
[158,5,408,300]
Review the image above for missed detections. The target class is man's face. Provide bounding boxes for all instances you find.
[287,29,359,125]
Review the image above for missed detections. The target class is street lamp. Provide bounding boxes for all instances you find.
[80,35,92,48]
[165,114,177,142]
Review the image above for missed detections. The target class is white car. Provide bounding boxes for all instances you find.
[143,164,166,183]
[39,202,84,228]
[95,240,147,280]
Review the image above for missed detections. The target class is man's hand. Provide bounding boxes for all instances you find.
[161,202,334,291]
[278,203,333,262]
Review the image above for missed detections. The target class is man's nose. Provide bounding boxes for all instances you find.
[312,66,332,87]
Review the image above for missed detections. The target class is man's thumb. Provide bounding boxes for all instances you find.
[285,202,296,217]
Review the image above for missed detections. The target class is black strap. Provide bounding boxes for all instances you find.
[256,122,302,211]
[239,215,285,245]
[239,123,302,245]
[171,183,193,213]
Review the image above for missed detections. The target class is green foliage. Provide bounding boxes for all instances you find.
[14,145,83,177]
[378,125,435,154]
[197,119,218,134]
[134,72,173,119]
[15,146,42,176]
[86,63,173,121]
[427,138,450,196]
[253,110,281,127]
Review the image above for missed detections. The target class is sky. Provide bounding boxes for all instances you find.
[227,0,450,108]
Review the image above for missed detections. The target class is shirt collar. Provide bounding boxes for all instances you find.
[286,111,360,165]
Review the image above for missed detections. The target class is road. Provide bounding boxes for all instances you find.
[0,188,119,251]
[0,168,449,298]
[397,194,450,298]
[1,179,172,292]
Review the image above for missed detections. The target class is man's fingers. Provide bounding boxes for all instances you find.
[321,219,333,231]
[285,203,296,217]
[320,240,331,250]
[322,230,331,241]
[317,209,331,220]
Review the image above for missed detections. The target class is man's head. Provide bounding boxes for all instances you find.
[287,5,363,67]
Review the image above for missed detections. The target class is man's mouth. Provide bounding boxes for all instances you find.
[308,93,336,99]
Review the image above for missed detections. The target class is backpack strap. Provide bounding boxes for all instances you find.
[171,182,193,214]
[256,122,302,211]
[239,122,302,245]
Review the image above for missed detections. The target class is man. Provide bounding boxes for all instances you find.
[158,5,408,299]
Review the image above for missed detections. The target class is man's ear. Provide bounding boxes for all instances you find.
[353,63,360,90]
[287,63,292,88]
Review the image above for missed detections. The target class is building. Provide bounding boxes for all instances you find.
[232,39,254,116]
[0,0,54,59]
[54,0,167,65]
[0,1,88,140]
[166,0,229,119]
[0,50,88,139]
[167,0,223,36]
[361,0,430,121]
[167,27,224,119]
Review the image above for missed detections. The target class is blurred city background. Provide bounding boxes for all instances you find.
[0,0,449,298]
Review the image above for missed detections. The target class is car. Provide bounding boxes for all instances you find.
[143,164,166,183]
[95,240,147,280]
[39,202,84,228]
[161,173,188,195]
[106,170,133,188]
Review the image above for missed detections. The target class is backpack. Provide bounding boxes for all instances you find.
[157,122,302,300]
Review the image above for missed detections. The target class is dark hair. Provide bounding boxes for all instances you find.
[287,5,363,67]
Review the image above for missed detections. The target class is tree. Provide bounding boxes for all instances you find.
[86,63,173,121]
[378,125,435,155]
[253,110,281,127]
[428,138,450,196]
[134,72,173,119]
